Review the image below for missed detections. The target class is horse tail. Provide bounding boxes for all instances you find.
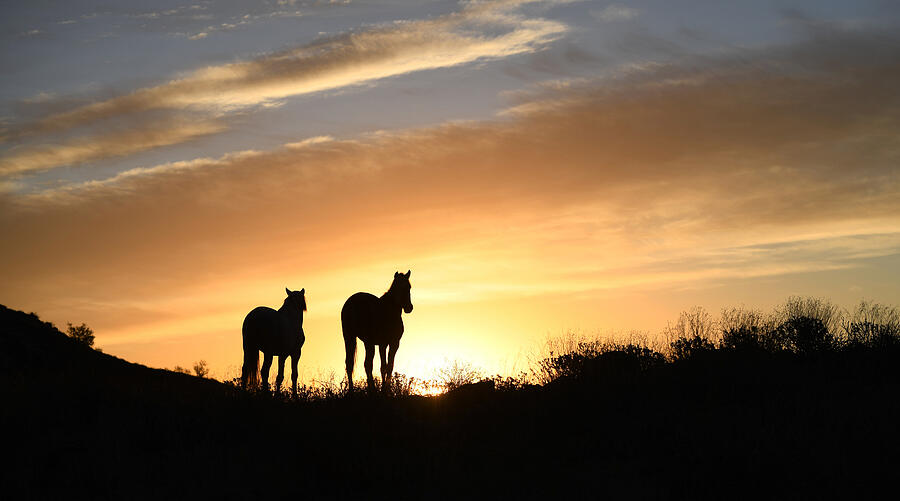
[242,346,259,389]
[241,315,260,389]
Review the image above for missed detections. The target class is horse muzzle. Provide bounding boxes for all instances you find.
[404,304,413,314]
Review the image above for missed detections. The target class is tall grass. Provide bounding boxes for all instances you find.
[222,296,900,397]
[530,297,900,386]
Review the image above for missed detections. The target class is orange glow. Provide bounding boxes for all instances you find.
[3,30,900,382]
[415,384,447,397]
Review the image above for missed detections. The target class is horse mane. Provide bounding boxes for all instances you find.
[382,276,406,302]
[280,294,307,312]
[383,279,399,298]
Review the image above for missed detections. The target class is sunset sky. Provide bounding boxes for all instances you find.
[2,0,899,382]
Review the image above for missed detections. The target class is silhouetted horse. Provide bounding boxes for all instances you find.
[342,271,413,392]
[242,288,306,394]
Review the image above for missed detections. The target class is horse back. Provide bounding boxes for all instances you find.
[341,292,403,345]
[243,306,281,352]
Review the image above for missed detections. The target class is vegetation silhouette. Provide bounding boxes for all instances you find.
[341,270,413,392]
[2,297,900,499]
[192,359,209,377]
[241,287,306,394]
[65,322,94,347]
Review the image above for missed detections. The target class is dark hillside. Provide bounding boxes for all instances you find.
[0,304,230,404]
[2,304,899,499]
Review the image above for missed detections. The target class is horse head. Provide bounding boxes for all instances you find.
[284,287,307,312]
[392,270,413,314]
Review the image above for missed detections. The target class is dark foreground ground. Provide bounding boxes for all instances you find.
[2,304,898,499]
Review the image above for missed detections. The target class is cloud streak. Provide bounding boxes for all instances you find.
[0,118,225,176]
[1,0,567,177]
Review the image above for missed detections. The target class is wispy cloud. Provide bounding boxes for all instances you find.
[1,0,567,177]
[0,119,225,176]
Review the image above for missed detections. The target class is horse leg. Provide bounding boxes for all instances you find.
[386,341,399,393]
[363,342,376,392]
[379,345,388,393]
[275,355,286,393]
[261,352,273,391]
[290,353,299,396]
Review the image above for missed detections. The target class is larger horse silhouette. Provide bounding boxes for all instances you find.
[242,287,306,394]
[342,271,413,392]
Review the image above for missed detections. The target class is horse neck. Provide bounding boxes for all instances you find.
[278,302,303,327]
[380,288,403,314]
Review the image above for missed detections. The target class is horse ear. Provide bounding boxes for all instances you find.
[395,272,400,278]
[300,288,305,294]
[405,270,411,278]
[285,287,291,295]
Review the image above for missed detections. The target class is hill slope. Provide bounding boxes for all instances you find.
[0,304,230,402]
[2,304,899,499]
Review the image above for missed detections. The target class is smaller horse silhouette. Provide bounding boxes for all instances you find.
[342,271,413,392]
[242,287,306,394]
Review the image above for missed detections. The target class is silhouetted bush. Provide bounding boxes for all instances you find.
[169,360,210,377]
[667,306,717,341]
[714,298,842,355]
[721,325,767,351]
[669,335,716,361]
[773,316,835,354]
[777,297,841,338]
[843,301,900,349]
[664,307,719,361]
[618,343,667,371]
[66,322,94,347]
[762,297,840,354]
[489,373,531,392]
[538,348,591,381]
[193,360,209,378]
[385,372,423,397]
[436,359,482,391]
[538,340,665,384]
[719,306,774,351]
